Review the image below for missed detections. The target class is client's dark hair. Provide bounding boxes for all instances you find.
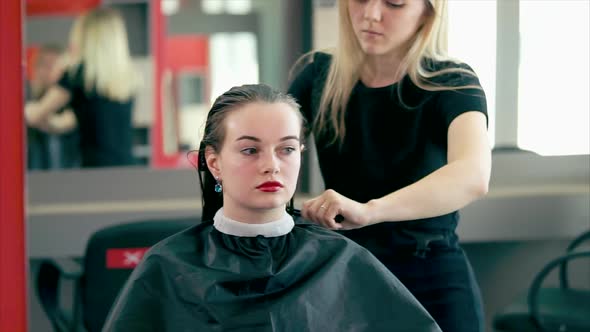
[198,84,304,221]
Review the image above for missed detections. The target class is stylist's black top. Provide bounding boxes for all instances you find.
[58,64,134,167]
[288,53,487,251]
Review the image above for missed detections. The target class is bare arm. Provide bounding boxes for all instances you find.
[303,111,491,230]
[35,109,77,134]
[365,111,491,224]
[25,85,71,128]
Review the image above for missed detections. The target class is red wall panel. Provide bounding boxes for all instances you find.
[26,0,100,16]
[0,0,27,331]
[165,35,209,71]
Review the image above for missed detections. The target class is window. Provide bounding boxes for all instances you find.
[209,32,259,100]
[448,0,497,146]
[518,0,589,156]
[201,0,252,15]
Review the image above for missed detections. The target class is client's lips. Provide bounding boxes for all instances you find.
[256,181,283,192]
[362,29,383,36]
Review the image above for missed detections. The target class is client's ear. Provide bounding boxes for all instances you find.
[205,147,221,178]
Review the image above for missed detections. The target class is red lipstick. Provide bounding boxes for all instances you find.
[256,181,283,192]
[362,29,383,36]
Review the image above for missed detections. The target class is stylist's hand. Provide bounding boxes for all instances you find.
[302,189,373,230]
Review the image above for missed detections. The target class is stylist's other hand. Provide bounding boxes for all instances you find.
[302,189,373,230]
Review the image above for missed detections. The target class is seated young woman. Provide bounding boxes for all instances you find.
[102,84,441,332]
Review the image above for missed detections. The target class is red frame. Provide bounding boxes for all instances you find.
[150,0,170,168]
[151,9,210,169]
[0,1,27,331]
[26,0,100,16]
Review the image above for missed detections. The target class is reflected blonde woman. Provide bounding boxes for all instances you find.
[26,7,140,167]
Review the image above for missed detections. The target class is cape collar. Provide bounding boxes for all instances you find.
[213,208,294,238]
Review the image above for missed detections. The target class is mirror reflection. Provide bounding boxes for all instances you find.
[24,0,265,170]
[26,7,140,168]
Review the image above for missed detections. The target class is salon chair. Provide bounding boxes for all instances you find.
[493,229,590,332]
[36,218,196,332]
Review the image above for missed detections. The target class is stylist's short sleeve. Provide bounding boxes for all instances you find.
[57,65,83,94]
[435,64,488,131]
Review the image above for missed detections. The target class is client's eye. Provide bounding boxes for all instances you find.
[385,0,405,8]
[241,147,258,155]
[281,146,297,155]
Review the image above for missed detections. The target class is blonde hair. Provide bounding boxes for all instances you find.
[68,7,139,102]
[316,0,479,145]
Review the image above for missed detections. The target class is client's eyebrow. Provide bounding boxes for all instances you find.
[236,135,260,142]
[236,135,300,142]
[280,135,300,142]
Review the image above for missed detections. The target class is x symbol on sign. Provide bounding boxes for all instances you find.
[123,251,143,266]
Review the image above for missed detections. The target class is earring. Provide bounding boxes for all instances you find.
[214,177,222,193]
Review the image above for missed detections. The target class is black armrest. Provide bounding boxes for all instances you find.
[528,250,590,331]
[36,258,84,332]
[560,230,590,288]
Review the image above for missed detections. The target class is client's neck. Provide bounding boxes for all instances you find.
[221,204,287,224]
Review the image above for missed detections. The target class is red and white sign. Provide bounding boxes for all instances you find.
[106,248,150,269]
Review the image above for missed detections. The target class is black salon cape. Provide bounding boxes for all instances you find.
[102,221,441,332]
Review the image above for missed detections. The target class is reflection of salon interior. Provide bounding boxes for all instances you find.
[25,0,275,169]
[3,1,589,332]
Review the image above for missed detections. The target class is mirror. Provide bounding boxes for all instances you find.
[24,0,280,171]
[25,0,152,169]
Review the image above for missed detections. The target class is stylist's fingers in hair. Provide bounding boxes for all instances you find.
[302,190,343,230]
[301,196,323,223]
[320,200,343,230]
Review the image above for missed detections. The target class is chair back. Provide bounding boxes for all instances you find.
[493,229,590,331]
[82,218,195,332]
